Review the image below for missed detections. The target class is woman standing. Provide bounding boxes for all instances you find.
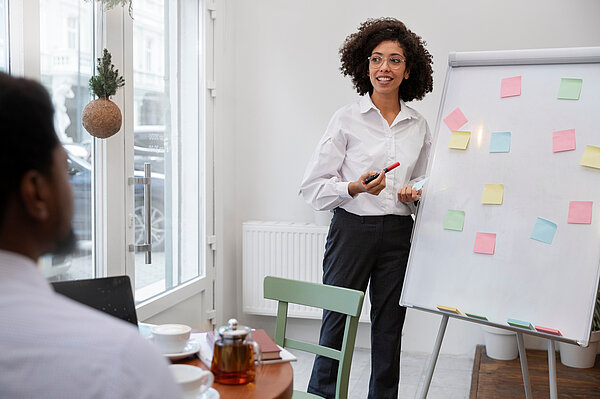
[300,18,434,398]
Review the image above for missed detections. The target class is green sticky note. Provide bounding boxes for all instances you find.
[444,209,465,231]
[557,78,582,100]
[465,313,488,321]
[507,318,534,330]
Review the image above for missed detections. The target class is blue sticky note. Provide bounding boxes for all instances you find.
[530,217,557,244]
[489,132,511,153]
[507,318,534,330]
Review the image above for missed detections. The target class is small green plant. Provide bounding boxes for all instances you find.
[89,49,125,99]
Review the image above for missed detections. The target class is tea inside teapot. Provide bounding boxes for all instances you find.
[210,318,261,385]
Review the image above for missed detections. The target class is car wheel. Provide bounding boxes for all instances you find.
[134,200,165,251]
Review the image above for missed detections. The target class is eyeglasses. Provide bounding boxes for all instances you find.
[368,55,406,69]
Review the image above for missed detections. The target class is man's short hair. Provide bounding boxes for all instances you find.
[0,73,60,221]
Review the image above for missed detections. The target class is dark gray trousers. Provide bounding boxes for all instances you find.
[307,207,413,399]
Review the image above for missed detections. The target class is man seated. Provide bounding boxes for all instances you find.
[0,73,182,398]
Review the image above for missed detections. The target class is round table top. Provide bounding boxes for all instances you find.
[174,357,293,399]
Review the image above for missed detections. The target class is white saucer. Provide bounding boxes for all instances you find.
[163,340,201,360]
[197,387,219,399]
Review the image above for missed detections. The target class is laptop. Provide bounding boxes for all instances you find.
[51,275,138,326]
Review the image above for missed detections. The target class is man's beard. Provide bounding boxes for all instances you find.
[52,228,77,256]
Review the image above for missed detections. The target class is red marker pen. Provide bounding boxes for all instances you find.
[362,161,400,184]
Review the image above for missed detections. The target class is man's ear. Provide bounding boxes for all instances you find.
[20,171,50,221]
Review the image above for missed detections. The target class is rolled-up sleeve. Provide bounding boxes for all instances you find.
[300,116,353,211]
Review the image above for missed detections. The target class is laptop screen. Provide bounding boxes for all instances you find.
[51,275,138,326]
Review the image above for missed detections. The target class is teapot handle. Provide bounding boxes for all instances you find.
[250,339,261,366]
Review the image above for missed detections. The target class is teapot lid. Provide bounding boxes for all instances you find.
[217,318,250,341]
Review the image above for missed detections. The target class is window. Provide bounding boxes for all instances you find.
[7,0,214,323]
[144,38,153,72]
[67,16,77,50]
[39,0,95,280]
[0,0,8,72]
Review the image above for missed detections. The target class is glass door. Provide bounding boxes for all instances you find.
[123,0,214,317]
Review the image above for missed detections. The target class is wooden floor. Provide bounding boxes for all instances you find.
[470,345,600,398]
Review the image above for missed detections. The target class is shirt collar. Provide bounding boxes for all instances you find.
[359,94,418,122]
[0,249,54,294]
[359,94,377,113]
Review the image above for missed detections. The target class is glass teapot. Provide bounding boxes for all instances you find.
[210,318,261,384]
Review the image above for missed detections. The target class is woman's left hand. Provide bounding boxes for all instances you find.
[398,185,421,203]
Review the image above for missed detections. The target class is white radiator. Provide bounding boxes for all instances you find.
[242,221,371,322]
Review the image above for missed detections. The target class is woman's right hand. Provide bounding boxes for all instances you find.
[348,171,386,197]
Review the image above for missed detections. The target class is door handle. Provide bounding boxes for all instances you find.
[128,162,152,264]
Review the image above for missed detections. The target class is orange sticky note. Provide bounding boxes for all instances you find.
[474,232,496,255]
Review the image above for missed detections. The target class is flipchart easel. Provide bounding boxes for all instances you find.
[400,47,600,398]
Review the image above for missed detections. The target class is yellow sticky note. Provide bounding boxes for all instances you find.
[448,131,471,150]
[482,184,504,204]
[580,145,600,169]
[437,305,461,315]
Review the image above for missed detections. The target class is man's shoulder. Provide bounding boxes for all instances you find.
[0,292,180,398]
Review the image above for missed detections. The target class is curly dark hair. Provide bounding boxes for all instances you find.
[340,17,433,102]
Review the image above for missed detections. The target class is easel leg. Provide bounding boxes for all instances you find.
[516,332,533,399]
[418,314,449,399]
[548,339,558,399]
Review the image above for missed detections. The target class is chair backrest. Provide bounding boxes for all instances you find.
[51,275,138,325]
[263,276,364,399]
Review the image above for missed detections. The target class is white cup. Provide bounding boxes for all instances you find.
[169,364,214,399]
[151,324,191,354]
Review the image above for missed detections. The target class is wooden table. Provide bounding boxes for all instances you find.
[173,356,293,399]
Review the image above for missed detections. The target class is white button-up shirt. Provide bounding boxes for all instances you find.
[0,250,182,399]
[300,94,431,216]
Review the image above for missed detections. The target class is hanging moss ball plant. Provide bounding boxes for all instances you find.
[82,49,125,138]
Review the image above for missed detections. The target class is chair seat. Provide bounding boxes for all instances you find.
[292,390,323,399]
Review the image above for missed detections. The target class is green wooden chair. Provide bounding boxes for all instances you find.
[263,276,365,399]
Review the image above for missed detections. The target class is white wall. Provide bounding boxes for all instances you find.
[215,0,600,355]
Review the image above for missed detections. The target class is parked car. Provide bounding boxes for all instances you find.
[66,143,166,251]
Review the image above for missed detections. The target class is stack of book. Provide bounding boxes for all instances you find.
[251,329,281,361]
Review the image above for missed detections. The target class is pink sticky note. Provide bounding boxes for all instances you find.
[501,76,521,98]
[552,129,576,153]
[568,201,593,224]
[443,108,468,131]
[474,232,496,255]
